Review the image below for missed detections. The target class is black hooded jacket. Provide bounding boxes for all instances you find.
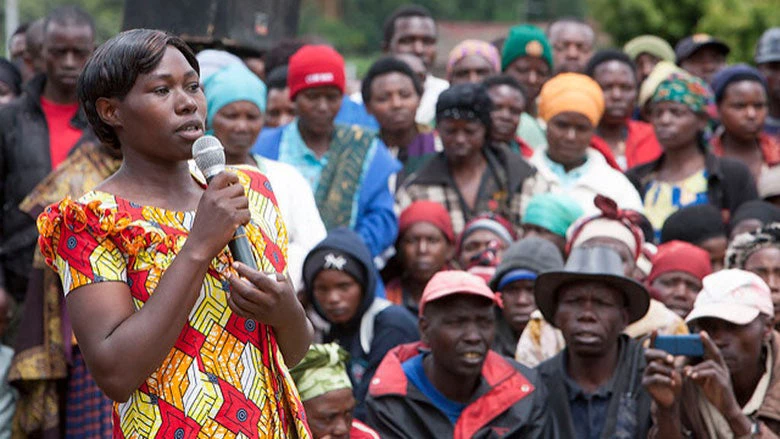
[303,228,419,419]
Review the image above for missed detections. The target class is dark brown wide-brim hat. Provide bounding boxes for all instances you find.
[535,246,650,327]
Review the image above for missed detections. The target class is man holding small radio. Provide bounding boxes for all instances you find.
[643,269,780,437]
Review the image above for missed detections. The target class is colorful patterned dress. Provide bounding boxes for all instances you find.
[36,168,311,439]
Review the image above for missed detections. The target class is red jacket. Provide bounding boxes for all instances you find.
[350,420,380,439]
[364,342,550,439]
[591,120,663,171]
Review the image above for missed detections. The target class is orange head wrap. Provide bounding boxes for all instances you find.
[538,73,605,126]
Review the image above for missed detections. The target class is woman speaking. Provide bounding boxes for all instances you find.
[36,29,313,438]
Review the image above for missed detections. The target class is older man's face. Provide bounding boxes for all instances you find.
[549,21,594,74]
[554,281,629,358]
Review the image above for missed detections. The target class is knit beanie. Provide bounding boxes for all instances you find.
[287,45,345,100]
[501,24,553,71]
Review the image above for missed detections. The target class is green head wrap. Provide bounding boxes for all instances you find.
[289,343,352,402]
[522,193,584,237]
[651,71,714,114]
[501,24,553,71]
[623,35,675,63]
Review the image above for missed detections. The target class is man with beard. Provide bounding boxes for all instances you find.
[644,269,780,437]
[365,270,550,438]
[535,245,653,438]
[0,6,95,342]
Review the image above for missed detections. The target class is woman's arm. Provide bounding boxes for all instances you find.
[66,172,250,402]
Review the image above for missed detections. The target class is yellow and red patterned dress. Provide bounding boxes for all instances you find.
[36,168,311,439]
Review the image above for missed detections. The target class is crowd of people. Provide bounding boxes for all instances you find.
[0,3,779,438]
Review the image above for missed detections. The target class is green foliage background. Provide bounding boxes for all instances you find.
[3,0,777,63]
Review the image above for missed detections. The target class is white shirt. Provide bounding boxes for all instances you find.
[416,75,449,126]
[530,147,644,215]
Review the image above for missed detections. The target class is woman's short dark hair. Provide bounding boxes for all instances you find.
[77,29,199,149]
[585,49,637,81]
[361,56,423,104]
[482,74,527,102]
[435,83,493,137]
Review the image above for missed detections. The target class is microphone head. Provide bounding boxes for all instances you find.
[192,135,226,180]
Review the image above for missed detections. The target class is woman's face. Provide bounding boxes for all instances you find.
[449,55,496,86]
[211,101,263,159]
[438,118,486,164]
[545,112,594,168]
[718,80,767,142]
[651,101,705,151]
[366,71,420,134]
[504,56,550,102]
[103,46,206,161]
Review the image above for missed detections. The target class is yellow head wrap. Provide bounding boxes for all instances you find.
[538,73,605,126]
[289,343,352,402]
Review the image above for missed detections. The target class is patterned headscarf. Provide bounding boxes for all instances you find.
[651,71,714,114]
[289,343,352,402]
[446,40,501,78]
[726,223,780,269]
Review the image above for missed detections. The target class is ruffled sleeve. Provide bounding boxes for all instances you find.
[37,197,129,295]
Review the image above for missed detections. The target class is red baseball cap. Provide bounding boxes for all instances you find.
[287,45,346,100]
[418,270,496,317]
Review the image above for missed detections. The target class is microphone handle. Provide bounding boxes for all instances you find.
[229,225,258,270]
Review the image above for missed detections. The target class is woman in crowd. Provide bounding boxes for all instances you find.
[303,228,418,419]
[586,49,662,169]
[203,62,326,290]
[0,58,21,106]
[710,64,779,180]
[290,344,380,439]
[396,83,545,234]
[362,57,437,189]
[529,73,643,215]
[623,35,676,85]
[37,29,313,437]
[483,74,534,158]
[446,39,501,86]
[727,223,780,326]
[645,240,712,318]
[627,71,758,236]
[520,192,584,255]
[386,201,454,315]
[660,204,730,271]
[500,24,553,149]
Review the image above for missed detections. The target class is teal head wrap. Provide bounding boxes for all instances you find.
[203,62,267,130]
[522,193,584,237]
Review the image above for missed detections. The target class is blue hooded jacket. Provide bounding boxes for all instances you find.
[303,228,419,419]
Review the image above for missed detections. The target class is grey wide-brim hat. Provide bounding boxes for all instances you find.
[534,246,650,327]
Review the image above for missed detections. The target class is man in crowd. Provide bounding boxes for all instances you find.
[21,19,46,83]
[290,344,380,439]
[253,45,399,258]
[756,28,780,136]
[547,18,595,74]
[8,23,27,71]
[535,245,653,438]
[382,4,447,126]
[644,269,780,437]
[501,24,554,149]
[675,33,730,84]
[366,270,550,438]
[0,6,95,341]
[489,237,564,358]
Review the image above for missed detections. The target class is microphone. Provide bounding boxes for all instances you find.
[192,135,258,270]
